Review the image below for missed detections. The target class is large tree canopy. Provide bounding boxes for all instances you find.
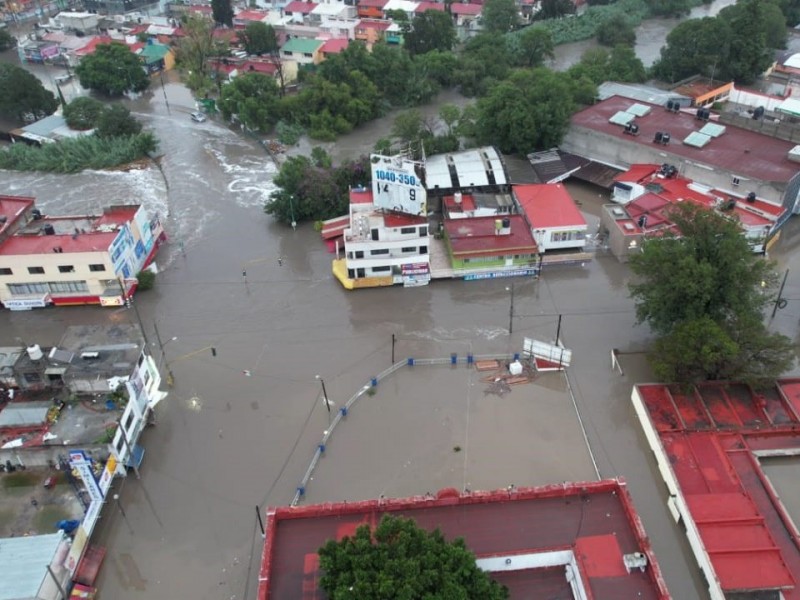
[652,0,783,84]
[0,63,58,123]
[63,97,105,130]
[402,10,457,55]
[480,0,519,33]
[629,203,794,385]
[75,43,150,95]
[211,0,233,26]
[240,21,278,56]
[476,68,579,154]
[219,72,281,132]
[318,515,508,600]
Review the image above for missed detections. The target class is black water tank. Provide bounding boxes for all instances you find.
[43,224,55,235]
[502,217,511,229]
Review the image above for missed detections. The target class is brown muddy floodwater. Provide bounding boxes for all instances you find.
[2,48,800,600]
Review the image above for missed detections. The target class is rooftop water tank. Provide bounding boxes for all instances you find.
[27,344,43,361]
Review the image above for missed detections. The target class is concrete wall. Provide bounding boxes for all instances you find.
[561,127,788,206]
[600,205,641,263]
[0,249,114,303]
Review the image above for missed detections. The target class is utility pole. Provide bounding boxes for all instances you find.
[508,282,515,335]
[153,321,175,387]
[771,269,790,320]
[555,314,562,346]
[113,494,134,535]
[391,333,396,364]
[316,375,331,419]
[159,72,171,115]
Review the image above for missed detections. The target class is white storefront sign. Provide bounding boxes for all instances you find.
[2,294,51,310]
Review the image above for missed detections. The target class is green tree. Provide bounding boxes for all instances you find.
[456,34,513,97]
[596,14,636,47]
[477,68,575,154]
[414,49,460,87]
[96,104,143,138]
[392,108,427,143]
[318,515,508,600]
[219,72,281,132]
[212,0,233,26]
[63,97,105,130]
[75,43,150,96]
[718,0,783,83]
[240,21,276,55]
[403,10,457,55]
[439,103,461,136]
[510,26,554,67]
[0,63,58,123]
[481,0,519,33]
[629,203,794,384]
[630,204,775,333]
[178,14,229,93]
[0,28,16,51]
[652,17,732,83]
[776,0,800,26]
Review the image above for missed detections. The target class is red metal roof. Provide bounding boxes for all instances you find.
[320,38,349,54]
[320,215,349,240]
[445,215,537,257]
[358,0,388,7]
[258,479,670,600]
[616,165,778,230]
[449,2,481,14]
[235,9,268,21]
[356,18,392,30]
[415,1,446,11]
[636,380,800,597]
[443,194,478,213]
[383,212,427,227]
[0,206,141,256]
[0,195,34,233]
[513,183,587,230]
[285,0,318,12]
[571,96,800,184]
[349,188,373,205]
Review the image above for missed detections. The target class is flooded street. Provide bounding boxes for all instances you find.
[0,5,799,597]
[552,0,739,68]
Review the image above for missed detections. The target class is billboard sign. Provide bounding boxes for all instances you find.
[371,154,427,216]
[522,338,572,367]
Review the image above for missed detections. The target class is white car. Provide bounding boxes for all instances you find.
[190,112,207,123]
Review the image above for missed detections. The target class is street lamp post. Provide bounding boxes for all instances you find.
[316,374,331,416]
[153,321,177,386]
[113,493,133,534]
[506,283,515,335]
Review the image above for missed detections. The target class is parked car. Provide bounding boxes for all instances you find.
[190,112,207,123]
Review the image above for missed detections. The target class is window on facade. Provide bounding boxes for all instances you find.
[47,281,89,293]
[0,268,11,276]
[401,246,415,253]
[373,266,391,272]
[124,411,135,431]
[370,249,389,255]
[24,372,41,383]
[400,227,416,234]
[348,268,355,278]
[89,264,106,272]
[28,266,45,274]
[8,283,48,296]
[420,227,428,237]
[58,265,75,273]
[303,52,312,58]
[420,245,428,254]
[355,250,364,259]
[284,51,293,56]
[357,268,365,278]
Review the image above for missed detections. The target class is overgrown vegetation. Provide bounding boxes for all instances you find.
[264,150,370,225]
[0,132,157,173]
[318,514,508,599]
[629,204,795,386]
[136,269,156,291]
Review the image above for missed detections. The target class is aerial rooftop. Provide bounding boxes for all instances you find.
[258,479,670,599]
[633,380,800,599]
[571,95,800,183]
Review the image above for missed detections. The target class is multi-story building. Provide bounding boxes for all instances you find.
[333,188,430,289]
[0,195,165,310]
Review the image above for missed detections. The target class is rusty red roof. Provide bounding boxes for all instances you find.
[258,480,670,600]
[320,38,349,54]
[415,1,446,11]
[285,0,318,12]
[0,195,35,233]
[349,188,373,205]
[513,183,587,230]
[635,380,800,598]
[445,215,537,257]
[572,96,800,184]
[449,2,481,14]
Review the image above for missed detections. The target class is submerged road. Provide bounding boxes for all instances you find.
[1,67,800,600]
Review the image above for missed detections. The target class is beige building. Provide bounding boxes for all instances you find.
[0,195,165,310]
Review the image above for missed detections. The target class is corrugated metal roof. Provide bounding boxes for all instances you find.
[0,403,50,428]
[0,532,65,600]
